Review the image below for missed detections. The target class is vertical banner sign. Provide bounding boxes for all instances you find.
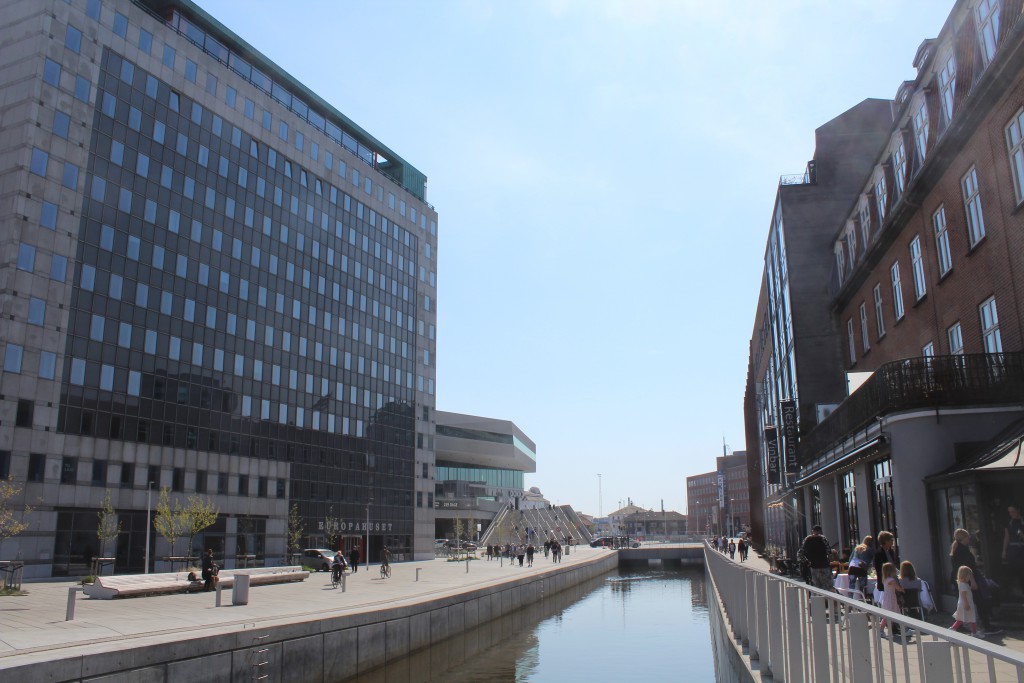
[781,399,799,475]
[717,474,725,509]
[765,426,780,484]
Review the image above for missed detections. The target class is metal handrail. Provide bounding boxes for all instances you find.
[799,352,1024,462]
[705,544,1024,682]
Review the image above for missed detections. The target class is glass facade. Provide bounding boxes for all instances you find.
[59,48,421,555]
[435,465,524,492]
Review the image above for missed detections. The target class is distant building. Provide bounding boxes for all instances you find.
[621,510,687,540]
[433,411,536,541]
[686,452,751,536]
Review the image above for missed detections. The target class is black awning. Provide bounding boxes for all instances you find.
[792,436,887,488]
[926,416,1024,482]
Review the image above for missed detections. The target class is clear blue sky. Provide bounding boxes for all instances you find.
[201,0,954,516]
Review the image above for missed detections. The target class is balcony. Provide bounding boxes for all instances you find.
[798,352,1024,463]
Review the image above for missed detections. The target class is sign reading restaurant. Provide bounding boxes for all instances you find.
[780,399,799,475]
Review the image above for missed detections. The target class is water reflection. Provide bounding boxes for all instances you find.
[344,564,717,683]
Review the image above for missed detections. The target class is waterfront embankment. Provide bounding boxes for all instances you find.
[0,546,624,682]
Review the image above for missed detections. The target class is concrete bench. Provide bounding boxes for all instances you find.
[83,566,309,599]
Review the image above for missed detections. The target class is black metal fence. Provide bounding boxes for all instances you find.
[799,352,1024,462]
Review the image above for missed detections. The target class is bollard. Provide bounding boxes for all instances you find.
[216,583,223,607]
[65,586,82,621]
[341,571,346,593]
[466,557,470,573]
[415,568,421,582]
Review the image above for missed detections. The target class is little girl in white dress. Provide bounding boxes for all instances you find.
[951,565,977,635]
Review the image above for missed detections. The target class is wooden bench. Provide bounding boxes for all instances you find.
[83,566,309,599]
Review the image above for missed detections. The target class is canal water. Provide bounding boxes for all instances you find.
[345,564,732,682]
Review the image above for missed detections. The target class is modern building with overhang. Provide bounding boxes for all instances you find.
[433,411,536,541]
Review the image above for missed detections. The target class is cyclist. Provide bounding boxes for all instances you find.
[381,546,392,578]
[331,550,347,585]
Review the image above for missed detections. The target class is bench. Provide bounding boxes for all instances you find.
[83,566,309,599]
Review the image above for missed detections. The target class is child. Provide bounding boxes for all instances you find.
[951,565,978,635]
[879,562,904,637]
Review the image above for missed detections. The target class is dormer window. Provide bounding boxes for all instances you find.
[912,98,929,164]
[937,53,956,126]
[845,223,857,270]
[892,143,907,198]
[977,0,1000,67]
[859,200,872,245]
[875,174,888,222]
[835,243,846,283]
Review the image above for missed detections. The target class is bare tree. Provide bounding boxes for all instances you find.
[181,494,218,560]
[0,477,31,555]
[287,503,304,563]
[96,489,122,558]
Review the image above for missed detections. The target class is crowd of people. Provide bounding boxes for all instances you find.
[485,540,567,565]
[710,534,749,561]
[791,514,1021,639]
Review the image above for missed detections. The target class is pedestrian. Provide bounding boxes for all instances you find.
[950,528,998,635]
[349,545,361,573]
[847,535,875,596]
[951,565,978,636]
[544,540,551,558]
[873,531,899,594]
[526,544,535,567]
[1002,504,1024,597]
[800,525,834,593]
[878,562,904,638]
[728,539,736,560]
[201,548,219,592]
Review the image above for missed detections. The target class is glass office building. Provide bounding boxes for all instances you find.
[0,0,438,576]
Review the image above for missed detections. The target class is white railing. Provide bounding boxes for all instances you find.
[704,545,1024,683]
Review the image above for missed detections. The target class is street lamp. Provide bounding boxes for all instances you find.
[144,481,154,574]
[365,498,372,567]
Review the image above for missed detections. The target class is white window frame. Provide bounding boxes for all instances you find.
[893,143,907,198]
[962,166,986,246]
[834,244,845,283]
[912,98,929,164]
[977,0,1000,67]
[875,174,888,222]
[859,303,870,352]
[873,284,885,338]
[947,322,964,355]
[937,53,956,126]
[891,262,905,320]
[922,341,935,358]
[845,224,856,270]
[910,235,927,301]
[859,199,872,246]
[847,319,856,364]
[1005,108,1024,204]
[979,296,1002,353]
[932,205,953,276]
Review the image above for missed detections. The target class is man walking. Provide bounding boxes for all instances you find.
[349,545,361,573]
[801,526,834,592]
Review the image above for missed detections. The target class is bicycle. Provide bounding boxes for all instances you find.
[380,562,391,579]
[331,564,343,588]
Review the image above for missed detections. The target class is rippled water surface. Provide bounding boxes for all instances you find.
[348,565,717,683]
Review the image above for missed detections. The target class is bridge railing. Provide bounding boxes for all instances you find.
[704,544,1024,683]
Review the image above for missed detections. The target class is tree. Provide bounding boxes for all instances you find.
[96,489,122,558]
[180,494,218,559]
[324,506,343,551]
[152,488,182,567]
[287,503,304,563]
[0,477,31,554]
[453,518,464,548]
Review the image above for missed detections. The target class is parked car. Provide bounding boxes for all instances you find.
[589,536,640,549]
[302,548,335,571]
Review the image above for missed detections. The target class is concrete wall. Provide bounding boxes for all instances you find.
[8,553,619,683]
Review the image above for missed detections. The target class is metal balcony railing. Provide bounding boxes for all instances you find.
[799,352,1024,463]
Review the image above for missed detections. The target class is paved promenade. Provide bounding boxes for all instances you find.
[0,547,609,671]
[710,545,1024,656]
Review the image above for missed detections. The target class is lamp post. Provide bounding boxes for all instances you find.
[365,498,372,567]
[144,481,153,574]
[597,473,602,519]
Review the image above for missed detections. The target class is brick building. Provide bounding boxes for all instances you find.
[686,452,751,537]
[745,0,1024,605]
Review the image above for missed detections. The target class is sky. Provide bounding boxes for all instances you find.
[199,0,956,517]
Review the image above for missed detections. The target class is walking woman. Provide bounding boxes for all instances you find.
[950,528,998,635]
